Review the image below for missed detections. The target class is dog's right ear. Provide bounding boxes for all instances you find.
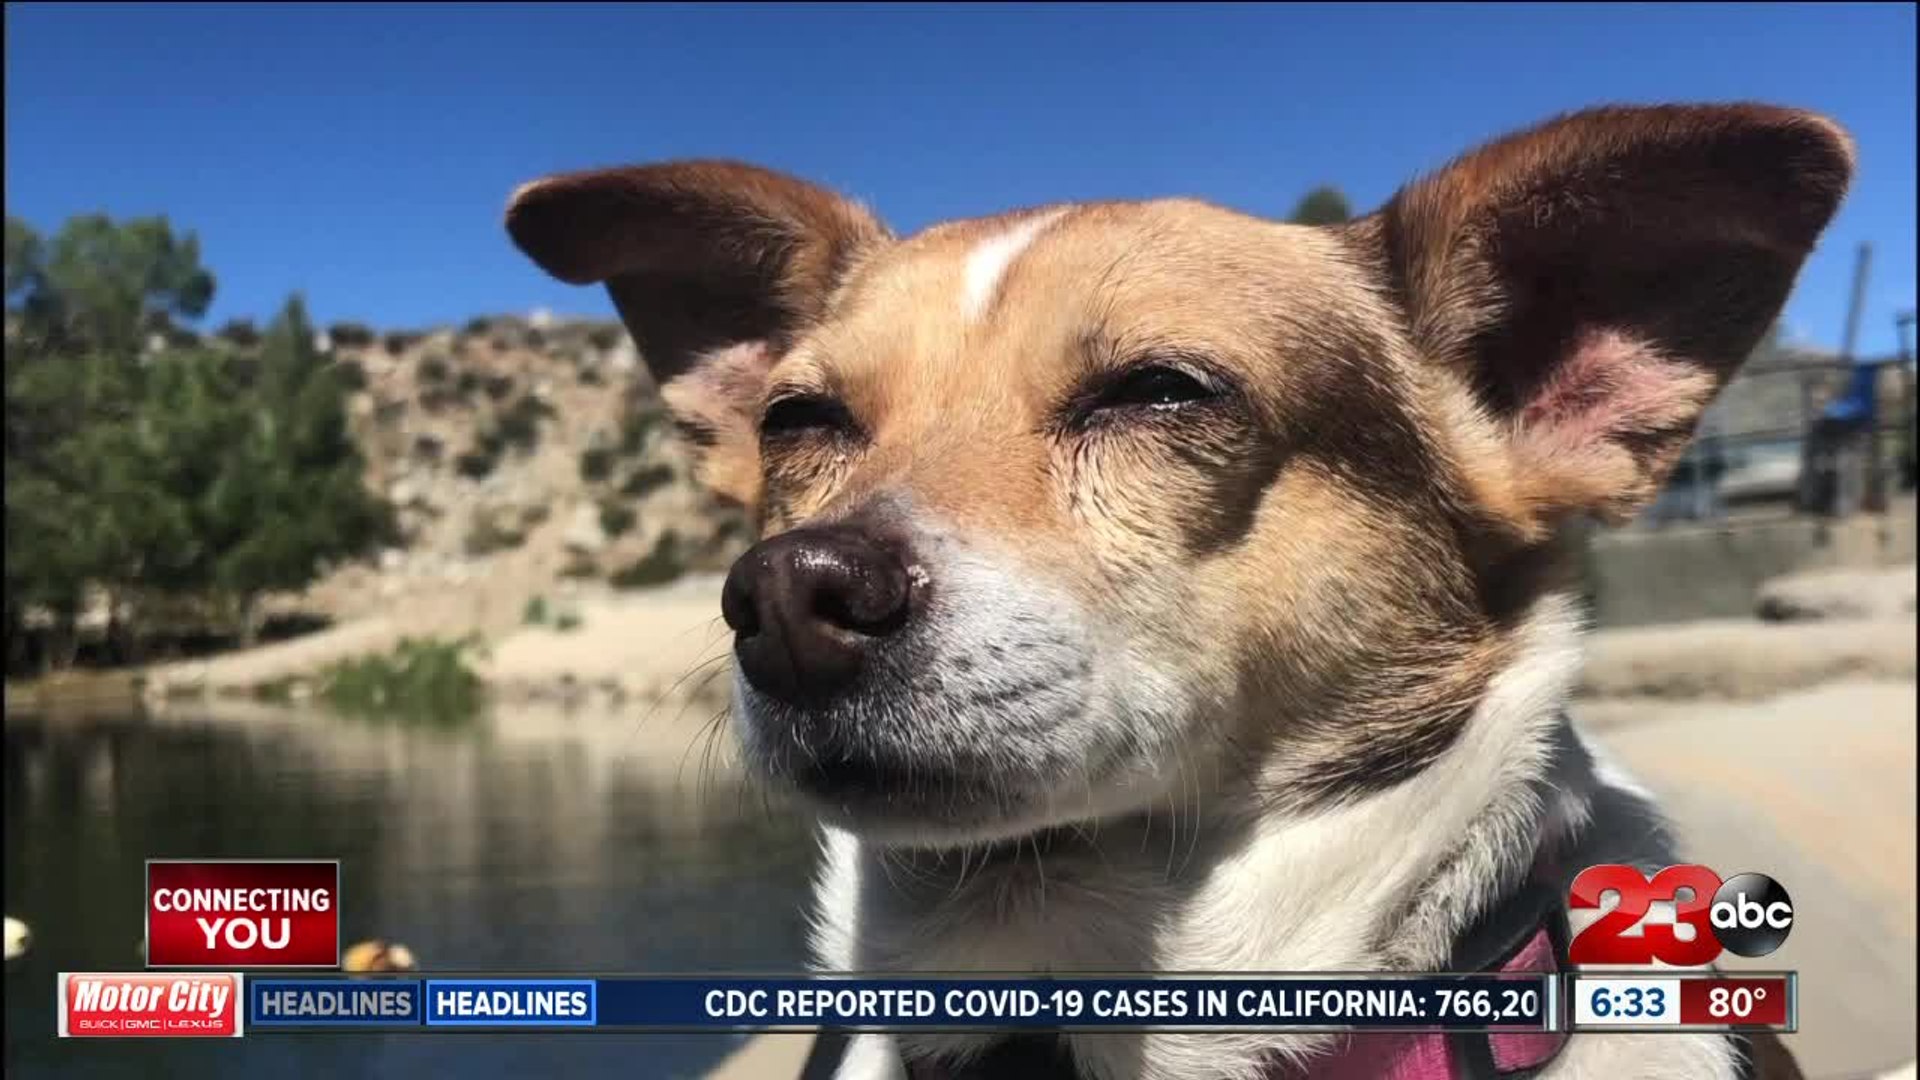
[505,161,891,508]
[1349,105,1853,532]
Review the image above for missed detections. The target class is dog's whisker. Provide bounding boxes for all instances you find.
[679,700,734,801]
[1030,832,1047,915]
[621,647,732,763]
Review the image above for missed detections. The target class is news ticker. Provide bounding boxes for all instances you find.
[56,971,1796,1038]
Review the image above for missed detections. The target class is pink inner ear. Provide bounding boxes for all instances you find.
[1517,328,1715,449]
[659,339,777,433]
[654,340,779,508]
[698,340,777,409]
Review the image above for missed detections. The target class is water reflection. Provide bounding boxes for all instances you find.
[4,699,819,1079]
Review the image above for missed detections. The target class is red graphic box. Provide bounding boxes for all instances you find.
[147,860,339,968]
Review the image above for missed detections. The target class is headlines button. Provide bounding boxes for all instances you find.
[249,979,423,1027]
[424,980,597,1027]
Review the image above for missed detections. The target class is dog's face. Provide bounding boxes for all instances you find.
[508,105,1851,845]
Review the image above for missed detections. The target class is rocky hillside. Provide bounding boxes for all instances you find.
[285,313,750,634]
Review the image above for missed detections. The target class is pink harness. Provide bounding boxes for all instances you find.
[1279,927,1569,1079]
[852,883,1575,1080]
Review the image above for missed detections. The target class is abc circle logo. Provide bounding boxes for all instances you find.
[1709,872,1794,958]
[1568,865,1794,966]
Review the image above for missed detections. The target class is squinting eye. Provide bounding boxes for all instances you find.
[1092,364,1217,411]
[761,394,854,439]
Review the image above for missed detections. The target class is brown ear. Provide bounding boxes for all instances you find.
[505,160,890,506]
[1360,103,1854,525]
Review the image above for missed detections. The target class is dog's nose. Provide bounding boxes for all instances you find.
[721,527,914,704]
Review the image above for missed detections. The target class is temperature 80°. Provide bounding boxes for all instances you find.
[1708,985,1768,1019]
[1434,987,1541,1022]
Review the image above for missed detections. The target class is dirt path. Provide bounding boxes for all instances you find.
[1582,679,1918,1080]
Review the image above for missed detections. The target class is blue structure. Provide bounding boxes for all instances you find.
[1821,359,1882,427]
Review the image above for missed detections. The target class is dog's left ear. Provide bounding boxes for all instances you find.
[504,161,891,508]
[1355,104,1854,526]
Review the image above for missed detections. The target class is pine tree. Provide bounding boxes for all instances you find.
[1286,187,1354,226]
[211,295,394,645]
[5,215,391,667]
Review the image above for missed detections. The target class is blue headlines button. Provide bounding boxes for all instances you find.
[424,980,597,1027]
[249,979,424,1027]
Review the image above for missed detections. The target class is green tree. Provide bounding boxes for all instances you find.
[62,351,231,655]
[24,214,213,357]
[5,214,389,667]
[4,214,206,666]
[208,296,394,645]
[5,218,43,306]
[1286,186,1353,226]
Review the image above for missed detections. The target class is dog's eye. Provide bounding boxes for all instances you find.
[1091,364,1217,412]
[762,394,854,439]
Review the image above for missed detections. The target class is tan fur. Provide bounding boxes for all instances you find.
[506,103,1853,1080]
[505,104,1852,804]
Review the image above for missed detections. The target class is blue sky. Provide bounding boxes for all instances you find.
[6,3,1915,355]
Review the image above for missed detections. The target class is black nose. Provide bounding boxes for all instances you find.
[721,527,914,704]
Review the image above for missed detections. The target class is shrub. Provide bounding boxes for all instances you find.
[482,373,516,401]
[463,512,525,556]
[620,407,669,454]
[418,354,450,383]
[333,358,367,391]
[610,531,685,589]
[522,595,549,626]
[586,324,622,351]
[464,316,492,336]
[453,449,497,480]
[412,434,445,463]
[252,676,300,704]
[494,395,552,452]
[383,330,420,356]
[578,365,604,387]
[711,512,751,549]
[619,463,674,498]
[454,371,481,397]
[474,428,507,459]
[328,321,376,349]
[317,636,485,724]
[579,447,616,483]
[560,555,598,579]
[598,500,636,537]
[553,611,582,633]
[217,318,261,347]
[519,503,551,528]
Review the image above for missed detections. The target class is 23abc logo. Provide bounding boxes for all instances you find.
[1568,865,1795,965]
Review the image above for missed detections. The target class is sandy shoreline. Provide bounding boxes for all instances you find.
[91,570,1912,712]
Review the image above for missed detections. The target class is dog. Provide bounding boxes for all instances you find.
[506,103,1852,1080]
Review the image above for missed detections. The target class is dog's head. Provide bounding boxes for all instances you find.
[508,105,1851,845]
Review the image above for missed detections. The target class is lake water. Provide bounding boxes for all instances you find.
[3,700,820,1079]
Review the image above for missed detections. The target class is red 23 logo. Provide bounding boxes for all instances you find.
[1567,864,1724,966]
